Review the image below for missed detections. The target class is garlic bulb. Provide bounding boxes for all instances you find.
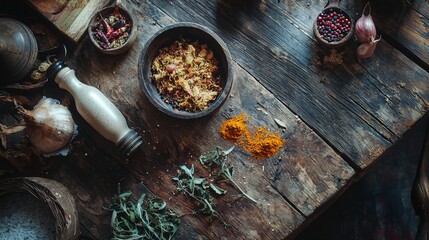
[355,3,377,43]
[18,97,77,155]
[357,36,382,59]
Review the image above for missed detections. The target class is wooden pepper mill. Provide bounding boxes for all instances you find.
[47,60,142,156]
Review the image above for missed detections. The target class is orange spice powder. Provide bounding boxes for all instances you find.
[243,126,285,159]
[219,113,249,141]
[219,113,285,159]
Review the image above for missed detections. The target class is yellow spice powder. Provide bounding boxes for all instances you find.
[243,126,285,159]
[219,113,285,159]
[219,113,248,141]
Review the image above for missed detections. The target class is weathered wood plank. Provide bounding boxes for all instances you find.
[2,0,427,239]
[56,1,357,238]
[69,58,306,239]
[259,0,429,153]
[151,1,388,169]
[150,0,429,169]
[412,0,429,19]
[25,0,110,43]
[66,5,304,240]
[341,0,429,68]
[264,1,429,131]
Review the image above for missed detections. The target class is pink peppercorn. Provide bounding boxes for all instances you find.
[316,8,352,43]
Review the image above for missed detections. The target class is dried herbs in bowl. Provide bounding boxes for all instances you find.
[88,5,137,55]
[138,22,233,119]
[151,39,223,112]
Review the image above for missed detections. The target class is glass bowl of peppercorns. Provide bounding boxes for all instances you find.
[313,0,354,47]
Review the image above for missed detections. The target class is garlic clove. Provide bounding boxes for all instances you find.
[18,97,78,155]
[355,2,377,43]
[357,35,382,59]
[357,42,376,59]
[42,123,78,157]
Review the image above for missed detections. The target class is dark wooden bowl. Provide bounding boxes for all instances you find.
[88,5,137,55]
[313,0,354,48]
[138,22,233,119]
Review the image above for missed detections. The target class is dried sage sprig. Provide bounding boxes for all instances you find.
[172,164,230,227]
[199,146,257,203]
[106,184,180,240]
[172,146,257,227]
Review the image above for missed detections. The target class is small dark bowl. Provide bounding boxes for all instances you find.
[138,22,233,119]
[88,6,137,55]
[313,0,354,48]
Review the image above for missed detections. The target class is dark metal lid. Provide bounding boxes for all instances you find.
[117,129,143,156]
[46,60,67,81]
[0,18,38,85]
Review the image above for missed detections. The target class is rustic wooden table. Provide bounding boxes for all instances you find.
[2,0,429,239]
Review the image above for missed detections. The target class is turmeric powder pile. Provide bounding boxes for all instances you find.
[219,113,285,159]
[219,113,248,141]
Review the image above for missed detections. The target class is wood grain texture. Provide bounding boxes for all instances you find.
[54,2,356,238]
[2,0,428,239]
[148,0,429,169]
[341,0,429,68]
[26,0,110,43]
[413,0,429,19]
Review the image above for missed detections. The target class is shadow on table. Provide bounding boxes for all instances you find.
[354,0,415,36]
[214,0,260,34]
[295,114,428,240]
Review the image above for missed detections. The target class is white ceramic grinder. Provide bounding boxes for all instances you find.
[47,60,142,156]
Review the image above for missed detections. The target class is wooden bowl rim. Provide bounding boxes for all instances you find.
[87,6,137,55]
[138,22,233,119]
[313,6,355,47]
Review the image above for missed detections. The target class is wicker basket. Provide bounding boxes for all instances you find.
[0,177,79,240]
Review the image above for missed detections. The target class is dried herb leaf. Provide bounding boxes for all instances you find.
[173,146,257,228]
[106,185,180,240]
[256,107,269,115]
[199,147,257,203]
[173,164,230,227]
[181,164,194,177]
[223,146,235,155]
[210,183,227,195]
[274,118,287,129]
[0,124,26,135]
